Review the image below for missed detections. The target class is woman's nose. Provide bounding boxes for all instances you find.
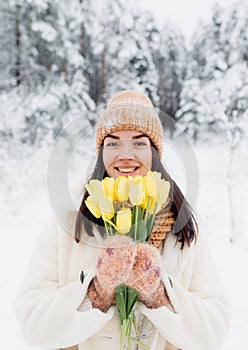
[117,144,135,160]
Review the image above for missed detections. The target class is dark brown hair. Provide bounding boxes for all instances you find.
[75,143,198,249]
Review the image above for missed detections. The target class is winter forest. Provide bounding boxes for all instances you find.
[0,0,248,348]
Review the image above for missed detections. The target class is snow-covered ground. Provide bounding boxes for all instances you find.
[1,139,247,349]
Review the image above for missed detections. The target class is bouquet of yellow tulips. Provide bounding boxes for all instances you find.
[85,171,170,349]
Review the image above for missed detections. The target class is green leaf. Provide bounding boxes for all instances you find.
[137,221,148,242]
[131,206,136,225]
[128,226,134,239]
[136,206,144,221]
[126,286,138,317]
[116,284,127,322]
[112,211,117,225]
[146,216,153,241]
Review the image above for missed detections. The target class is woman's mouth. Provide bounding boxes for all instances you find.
[114,166,139,175]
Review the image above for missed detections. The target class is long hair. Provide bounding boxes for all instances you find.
[75,143,198,249]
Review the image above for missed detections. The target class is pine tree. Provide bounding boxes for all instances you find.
[0,0,95,155]
[153,24,187,132]
[0,1,23,90]
[87,0,159,105]
[177,0,248,142]
[176,0,248,242]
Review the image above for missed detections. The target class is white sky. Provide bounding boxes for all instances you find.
[137,0,223,42]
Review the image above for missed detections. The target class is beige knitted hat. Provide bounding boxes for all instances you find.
[96,90,163,156]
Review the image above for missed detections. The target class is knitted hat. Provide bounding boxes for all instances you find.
[96,90,163,156]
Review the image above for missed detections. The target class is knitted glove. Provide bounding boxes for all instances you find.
[139,281,170,309]
[126,243,169,308]
[87,276,115,313]
[96,235,137,295]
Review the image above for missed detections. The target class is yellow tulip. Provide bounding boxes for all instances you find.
[115,176,128,202]
[116,208,132,234]
[85,196,101,218]
[86,179,105,202]
[144,171,161,198]
[155,180,170,212]
[102,177,116,200]
[99,196,115,221]
[134,176,147,207]
[146,196,156,214]
[133,175,144,183]
[128,179,144,206]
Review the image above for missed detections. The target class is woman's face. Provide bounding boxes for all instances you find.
[103,130,152,179]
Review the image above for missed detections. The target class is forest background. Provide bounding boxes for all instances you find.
[0,0,247,348]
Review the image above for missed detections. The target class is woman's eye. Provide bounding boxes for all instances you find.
[135,141,147,147]
[105,142,118,147]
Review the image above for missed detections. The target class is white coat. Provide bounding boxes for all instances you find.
[15,211,232,350]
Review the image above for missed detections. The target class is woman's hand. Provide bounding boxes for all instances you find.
[87,276,115,313]
[126,243,170,308]
[88,235,136,312]
[96,235,136,294]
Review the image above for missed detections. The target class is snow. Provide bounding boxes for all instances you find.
[31,22,58,42]
[1,138,247,349]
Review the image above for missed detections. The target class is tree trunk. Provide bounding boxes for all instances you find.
[100,46,107,103]
[15,5,21,86]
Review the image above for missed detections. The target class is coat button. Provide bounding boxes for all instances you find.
[169,277,173,288]
[80,270,85,284]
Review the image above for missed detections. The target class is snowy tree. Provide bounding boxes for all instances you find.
[188,0,248,82]
[0,1,23,90]
[213,63,248,242]
[0,0,92,88]
[175,78,216,142]
[152,25,187,132]
[0,0,95,156]
[87,0,159,105]
[177,0,248,142]
[177,62,248,241]
[176,0,248,242]
[20,0,86,87]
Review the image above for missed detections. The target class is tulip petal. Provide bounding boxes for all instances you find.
[86,179,105,202]
[116,208,132,234]
[115,176,129,202]
[99,196,115,221]
[85,196,101,218]
[102,177,116,200]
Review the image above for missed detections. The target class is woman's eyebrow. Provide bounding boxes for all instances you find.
[132,134,148,139]
[105,134,148,140]
[105,134,120,139]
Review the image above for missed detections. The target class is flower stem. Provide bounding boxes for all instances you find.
[147,203,158,240]
[120,321,127,349]
[144,196,151,224]
[116,285,141,350]
[132,313,139,335]
[134,205,138,241]
[131,337,150,350]
[104,220,109,237]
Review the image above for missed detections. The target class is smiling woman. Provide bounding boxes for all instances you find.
[16,90,232,350]
[103,130,152,178]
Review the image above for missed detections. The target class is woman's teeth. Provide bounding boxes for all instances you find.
[118,168,136,173]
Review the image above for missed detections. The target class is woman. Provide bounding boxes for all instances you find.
[16,91,232,350]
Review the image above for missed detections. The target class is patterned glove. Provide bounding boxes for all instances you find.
[139,281,170,309]
[87,276,115,313]
[126,243,169,308]
[96,235,137,295]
